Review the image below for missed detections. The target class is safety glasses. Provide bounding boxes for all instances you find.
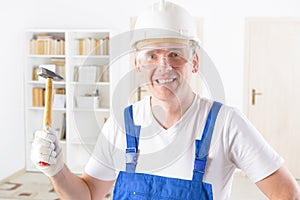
[135,46,193,70]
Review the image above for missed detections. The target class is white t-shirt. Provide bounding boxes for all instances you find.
[85,95,284,200]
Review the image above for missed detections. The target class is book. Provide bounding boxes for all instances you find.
[36,40,44,54]
[36,34,53,55]
[29,34,65,55]
[77,37,99,55]
[104,37,109,55]
[90,38,95,55]
[32,66,39,81]
[78,39,84,55]
[60,113,66,140]
[56,88,66,94]
[53,88,66,108]
[95,39,100,55]
[32,87,44,107]
[53,37,65,55]
[102,65,110,82]
[53,94,66,108]
[52,112,66,140]
[83,37,91,55]
[74,66,79,81]
[51,58,65,66]
[99,38,104,55]
[36,33,52,39]
[29,39,35,54]
[77,65,98,82]
[51,58,65,79]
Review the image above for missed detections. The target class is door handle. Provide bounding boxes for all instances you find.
[252,89,263,105]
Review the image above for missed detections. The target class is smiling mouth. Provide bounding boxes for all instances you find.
[155,78,176,84]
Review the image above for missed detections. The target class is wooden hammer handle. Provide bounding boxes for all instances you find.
[43,78,53,130]
[40,78,53,166]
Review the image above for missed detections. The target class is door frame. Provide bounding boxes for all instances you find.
[243,17,300,116]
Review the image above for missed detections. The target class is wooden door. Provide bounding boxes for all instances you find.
[244,19,300,178]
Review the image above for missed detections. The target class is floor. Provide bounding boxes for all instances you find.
[0,172,111,200]
[0,172,299,200]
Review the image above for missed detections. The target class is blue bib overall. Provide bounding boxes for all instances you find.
[113,102,222,200]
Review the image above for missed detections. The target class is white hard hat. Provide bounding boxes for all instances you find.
[131,0,200,49]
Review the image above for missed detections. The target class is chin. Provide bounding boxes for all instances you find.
[151,89,178,101]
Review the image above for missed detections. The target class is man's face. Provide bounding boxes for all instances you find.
[135,42,198,101]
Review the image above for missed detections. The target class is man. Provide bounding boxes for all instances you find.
[31,1,300,199]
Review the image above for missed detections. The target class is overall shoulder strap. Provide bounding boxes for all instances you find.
[194,101,222,174]
[124,105,141,172]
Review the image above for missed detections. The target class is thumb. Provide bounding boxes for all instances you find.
[35,129,57,143]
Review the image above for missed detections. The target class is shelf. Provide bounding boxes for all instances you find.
[27,107,66,111]
[70,55,109,58]
[69,82,109,86]
[28,55,66,58]
[28,139,67,144]
[25,30,111,174]
[69,55,109,63]
[27,81,66,86]
[60,140,66,144]
[72,108,110,112]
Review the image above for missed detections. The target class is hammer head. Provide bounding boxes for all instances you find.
[37,67,64,81]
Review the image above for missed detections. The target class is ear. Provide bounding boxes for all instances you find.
[191,52,199,73]
[134,56,141,72]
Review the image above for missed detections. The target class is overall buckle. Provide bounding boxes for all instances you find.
[194,158,206,173]
[126,148,137,164]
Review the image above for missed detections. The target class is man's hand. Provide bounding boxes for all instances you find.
[31,126,64,176]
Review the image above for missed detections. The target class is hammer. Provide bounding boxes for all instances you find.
[37,67,63,166]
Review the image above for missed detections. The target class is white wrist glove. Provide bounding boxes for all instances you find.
[31,126,64,177]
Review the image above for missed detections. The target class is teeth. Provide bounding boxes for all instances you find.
[156,79,174,84]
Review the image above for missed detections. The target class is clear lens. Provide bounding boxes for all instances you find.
[136,46,192,69]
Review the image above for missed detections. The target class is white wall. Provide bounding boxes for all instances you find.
[0,6,27,181]
[0,0,299,180]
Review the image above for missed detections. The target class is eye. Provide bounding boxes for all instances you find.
[150,54,156,59]
[168,51,180,57]
[146,53,157,60]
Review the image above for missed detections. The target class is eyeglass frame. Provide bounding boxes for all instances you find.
[134,45,196,70]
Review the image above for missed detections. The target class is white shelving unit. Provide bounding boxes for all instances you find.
[25,29,112,173]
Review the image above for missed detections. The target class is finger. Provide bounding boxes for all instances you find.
[38,154,52,164]
[33,138,55,150]
[35,131,56,143]
[45,126,59,139]
[48,155,57,165]
[31,149,50,164]
[32,144,52,157]
[50,150,57,158]
[31,147,56,165]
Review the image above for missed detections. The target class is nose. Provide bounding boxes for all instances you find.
[159,55,168,65]
[157,55,172,71]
